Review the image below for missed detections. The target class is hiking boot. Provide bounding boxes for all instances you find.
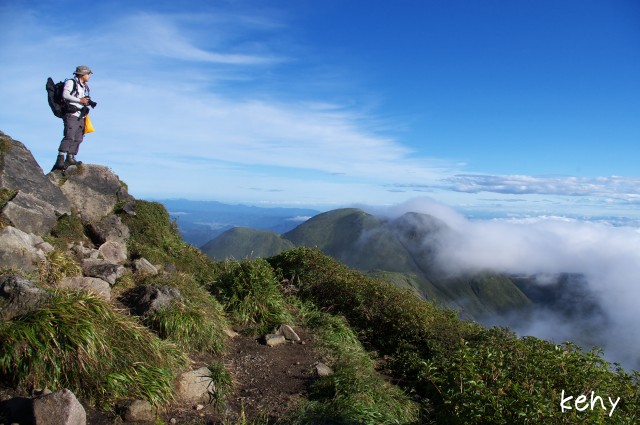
[64,154,82,167]
[51,154,66,171]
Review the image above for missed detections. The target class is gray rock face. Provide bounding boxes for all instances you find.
[0,275,50,320]
[57,164,133,222]
[0,191,58,235]
[31,388,87,425]
[0,131,71,216]
[0,226,49,271]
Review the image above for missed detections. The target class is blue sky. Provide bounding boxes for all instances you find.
[1,0,639,218]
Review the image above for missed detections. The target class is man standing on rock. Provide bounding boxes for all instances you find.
[52,65,94,171]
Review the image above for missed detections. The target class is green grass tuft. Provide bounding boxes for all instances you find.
[0,290,186,408]
[130,273,229,354]
[213,258,293,334]
[289,305,420,424]
[119,200,218,284]
[38,248,82,286]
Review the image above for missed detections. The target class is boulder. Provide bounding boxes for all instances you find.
[98,240,128,264]
[0,131,71,216]
[0,226,48,271]
[71,244,100,260]
[86,214,130,245]
[0,275,50,320]
[59,276,111,301]
[126,285,183,316]
[0,191,58,235]
[175,367,212,403]
[32,388,86,425]
[81,259,125,286]
[133,258,158,276]
[57,164,133,222]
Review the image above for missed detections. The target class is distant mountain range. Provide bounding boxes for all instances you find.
[156,199,319,247]
[200,208,539,320]
[180,202,607,350]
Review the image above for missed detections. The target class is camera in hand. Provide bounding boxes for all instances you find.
[85,96,97,108]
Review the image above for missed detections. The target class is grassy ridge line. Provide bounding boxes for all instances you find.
[268,247,640,424]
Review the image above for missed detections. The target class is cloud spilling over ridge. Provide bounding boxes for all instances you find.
[369,197,640,368]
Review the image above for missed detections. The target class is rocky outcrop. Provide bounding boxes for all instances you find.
[0,131,71,222]
[50,164,133,223]
[1,191,58,235]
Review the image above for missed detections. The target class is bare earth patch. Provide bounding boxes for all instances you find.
[80,326,322,424]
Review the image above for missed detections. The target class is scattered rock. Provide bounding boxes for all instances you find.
[133,258,158,276]
[278,324,301,342]
[125,284,183,316]
[98,240,128,265]
[81,259,125,285]
[224,328,240,338]
[0,226,48,271]
[265,334,286,347]
[71,244,100,260]
[175,367,212,403]
[32,388,87,425]
[314,362,334,377]
[0,275,50,320]
[121,201,136,216]
[59,276,111,301]
[122,399,155,422]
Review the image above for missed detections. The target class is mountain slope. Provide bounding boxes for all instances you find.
[201,227,295,260]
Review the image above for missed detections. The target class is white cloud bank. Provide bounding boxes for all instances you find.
[374,197,640,369]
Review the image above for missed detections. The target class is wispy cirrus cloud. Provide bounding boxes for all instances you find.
[444,174,640,202]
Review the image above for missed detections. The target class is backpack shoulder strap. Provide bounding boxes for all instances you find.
[65,78,79,97]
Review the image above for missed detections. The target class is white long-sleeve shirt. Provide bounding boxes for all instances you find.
[62,78,89,117]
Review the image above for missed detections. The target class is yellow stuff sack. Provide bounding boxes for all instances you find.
[84,115,95,134]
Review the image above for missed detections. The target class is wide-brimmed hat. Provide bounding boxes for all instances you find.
[74,65,93,75]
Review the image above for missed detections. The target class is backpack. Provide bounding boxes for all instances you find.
[46,77,77,118]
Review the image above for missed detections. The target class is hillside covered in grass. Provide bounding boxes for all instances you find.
[1,131,639,424]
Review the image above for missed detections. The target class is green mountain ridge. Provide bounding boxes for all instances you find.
[201,208,533,320]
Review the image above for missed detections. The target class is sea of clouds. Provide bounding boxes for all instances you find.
[370,197,640,370]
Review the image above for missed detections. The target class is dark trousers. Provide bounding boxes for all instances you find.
[58,113,85,155]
